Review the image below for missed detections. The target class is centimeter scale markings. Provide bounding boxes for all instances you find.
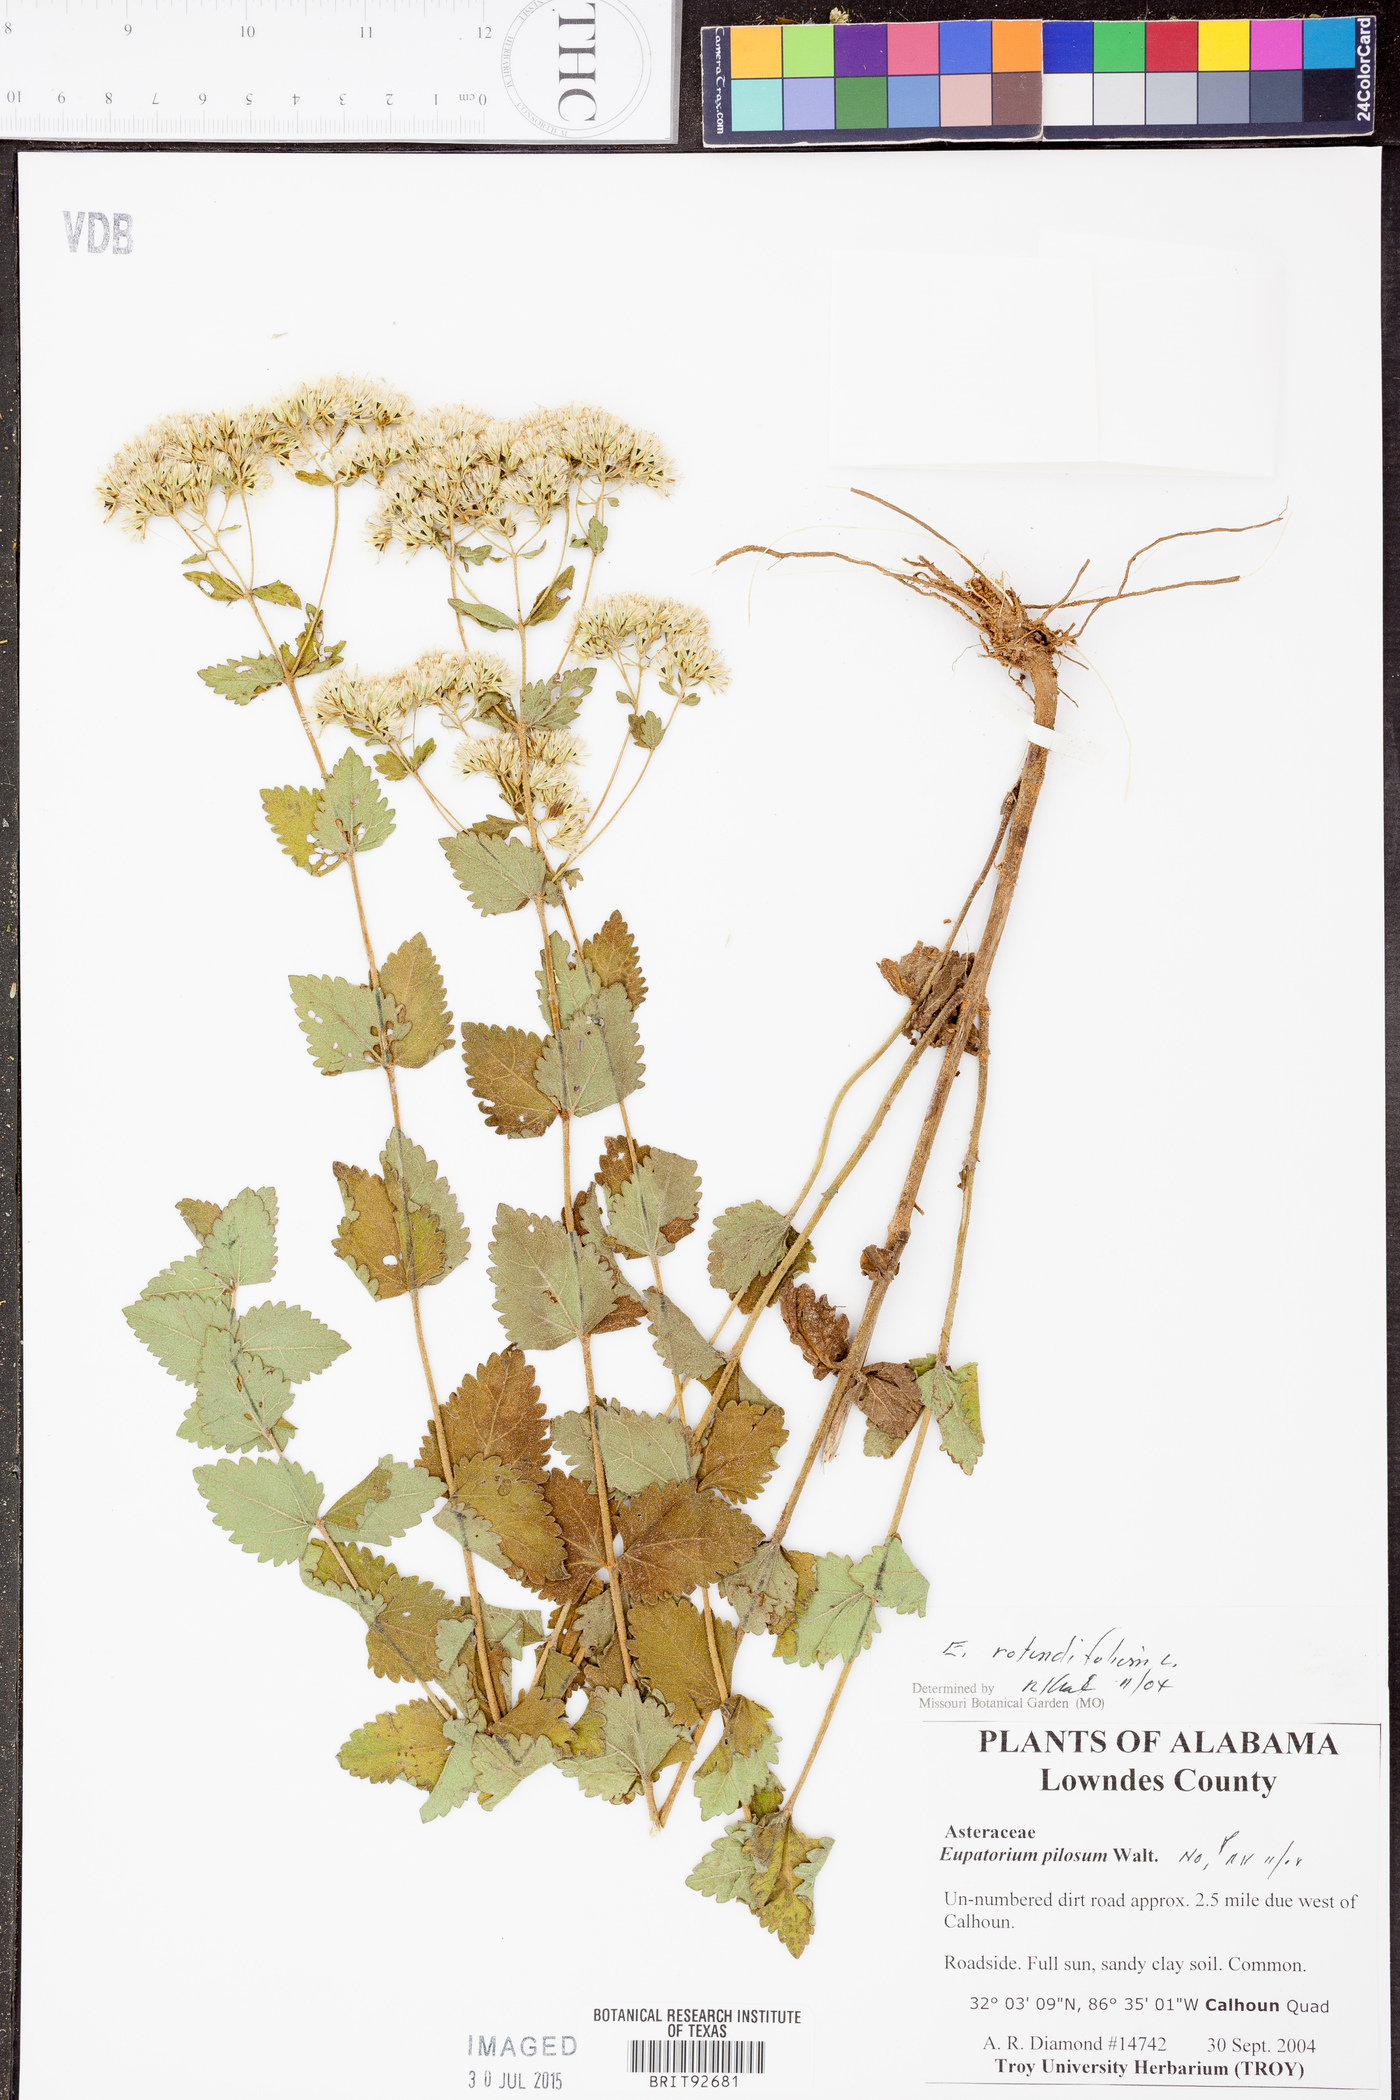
[0,0,683,141]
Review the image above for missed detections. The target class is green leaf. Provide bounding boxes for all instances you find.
[480,1603,544,1660]
[375,738,436,782]
[693,1697,781,1820]
[851,1536,929,1618]
[124,1287,232,1386]
[488,1205,618,1351]
[461,1022,558,1139]
[176,1198,222,1241]
[383,1129,470,1277]
[717,1542,800,1635]
[420,1715,483,1823]
[441,831,548,916]
[185,568,244,603]
[561,1685,681,1803]
[519,666,594,729]
[604,1150,701,1262]
[707,1201,792,1298]
[200,1186,277,1290]
[535,932,602,1029]
[193,1456,323,1565]
[251,579,301,607]
[280,602,345,680]
[472,1730,557,1810]
[534,984,643,1118]
[449,596,515,631]
[325,1457,442,1545]
[289,974,397,1075]
[686,1823,755,1904]
[339,1701,453,1790]
[379,933,452,1069]
[586,516,608,554]
[313,748,395,856]
[629,710,666,749]
[551,1399,697,1495]
[235,1300,349,1385]
[915,1357,984,1475]
[198,653,284,704]
[794,1554,879,1669]
[457,544,493,568]
[134,1251,228,1303]
[643,1290,721,1386]
[178,1327,294,1452]
[261,785,342,875]
[525,564,574,626]
[863,1422,902,1459]
[794,1539,927,1667]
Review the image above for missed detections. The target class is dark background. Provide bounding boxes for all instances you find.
[0,3,1392,2085]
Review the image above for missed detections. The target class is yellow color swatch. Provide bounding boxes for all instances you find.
[730,25,783,77]
[1197,19,1251,70]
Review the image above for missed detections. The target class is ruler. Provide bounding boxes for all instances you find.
[0,0,681,142]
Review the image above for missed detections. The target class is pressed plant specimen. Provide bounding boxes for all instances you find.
[108,381,1272,1954]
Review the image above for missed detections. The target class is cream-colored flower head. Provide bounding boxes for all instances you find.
[98,403,279,531]
[571,594,727,697]
[455,727,590,850]
[315,647,512,741]
[554,406,674,494]
[266,375,413,481]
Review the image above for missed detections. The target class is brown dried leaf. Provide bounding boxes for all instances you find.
[772,1549,820,1663]
[617,1481,762,1602]
[176,1197,222,1241]
[583,1632,630,1694]
[419,1346,549,1486]
[595,1132,640,1199]
[337,1701,453,1790]
[450,1453,568,1589]
[851,1360,923,1446]
[582,909,647,1009]
[778,1284,850,1381]
[698,1397,788,1505]
[878,942,979,1048]
[628,1597,736,1727]
[380,932,453,1069]
[305,1539,465,1683]
[538,1467,609,1604]
[461,1021,558,1139]
[495,1686,576,1750]
[333,1162,446,1300]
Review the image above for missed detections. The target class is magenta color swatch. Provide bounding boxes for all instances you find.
[1251,18,1303,69]
[887,21,939,75]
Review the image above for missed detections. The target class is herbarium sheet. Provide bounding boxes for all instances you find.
[18,148,1386,2097]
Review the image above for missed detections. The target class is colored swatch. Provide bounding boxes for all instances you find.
[1041,15,1369,133]
[702,16,1373,144]
[721,17,1043,140]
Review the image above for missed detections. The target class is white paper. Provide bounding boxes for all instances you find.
[18,148,1385,2098]
[832,230,1282,474]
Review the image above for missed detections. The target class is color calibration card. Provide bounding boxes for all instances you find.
[700,15,1374,145]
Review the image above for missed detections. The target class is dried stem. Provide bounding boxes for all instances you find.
[784,1002,991,1818]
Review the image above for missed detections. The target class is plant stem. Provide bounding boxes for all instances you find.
[223,519,503,1720]
[783,1002,991,1818]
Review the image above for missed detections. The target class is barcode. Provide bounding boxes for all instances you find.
[628,2039,766,2074]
